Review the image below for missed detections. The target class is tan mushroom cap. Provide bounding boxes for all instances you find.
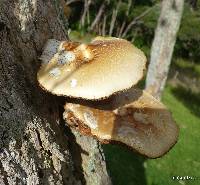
[37,37,146,100]
[63,88,179,158]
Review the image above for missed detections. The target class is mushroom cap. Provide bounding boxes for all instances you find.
[63,88,179,158]
[37,37,146,100]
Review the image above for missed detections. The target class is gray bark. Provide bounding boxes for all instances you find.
[145,0,184,99]
[0,0,111,184]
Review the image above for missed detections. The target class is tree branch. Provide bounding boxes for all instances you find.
[89,2,106,31]
[122,4,158,38]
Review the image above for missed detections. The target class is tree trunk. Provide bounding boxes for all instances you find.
[145,0,184,99]
[0,0,111,184]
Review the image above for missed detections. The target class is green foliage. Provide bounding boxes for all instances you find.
[69,30,95,43]
[142,6,159,29]
[179,4,200,41]
[137,2,200,62]
[133,3,200,63]
[174,4,200,62]
[174,58,200,78]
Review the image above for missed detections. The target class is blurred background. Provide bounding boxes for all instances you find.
[61,0,200,184]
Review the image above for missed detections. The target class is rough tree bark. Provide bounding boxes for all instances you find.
[145,0,184,99]
[0,0,111,184]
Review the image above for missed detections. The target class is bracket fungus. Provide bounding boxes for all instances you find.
[37,37,146,99]
[37,37,179,158]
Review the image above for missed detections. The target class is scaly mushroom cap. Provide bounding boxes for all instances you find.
[63,88,179,158]
[37,37,146,100]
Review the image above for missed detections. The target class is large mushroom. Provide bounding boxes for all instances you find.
[37,36,179,158]
[37,37,146,99]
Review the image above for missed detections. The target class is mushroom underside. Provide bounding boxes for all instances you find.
[63,88,179,158]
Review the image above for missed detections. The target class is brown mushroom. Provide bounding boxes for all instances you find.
[63,87,179,158]
[37,37,179,158]
[37,37,146,100]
